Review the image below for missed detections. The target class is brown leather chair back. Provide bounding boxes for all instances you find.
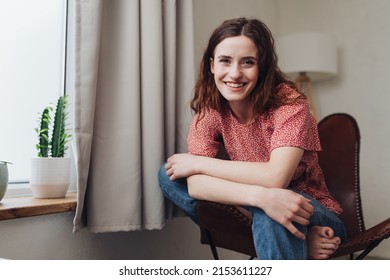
[317,113,364,239]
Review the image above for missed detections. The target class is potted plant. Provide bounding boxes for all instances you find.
[0,161,12,201]
[30,95,72,198]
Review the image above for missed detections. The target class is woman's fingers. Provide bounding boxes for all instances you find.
[285,223,306,240]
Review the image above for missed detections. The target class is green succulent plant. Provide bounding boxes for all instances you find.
[35,95,72,157]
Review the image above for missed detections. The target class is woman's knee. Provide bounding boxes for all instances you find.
[158,163,166,180]
[158,163,170,190]
[157,163,188,198]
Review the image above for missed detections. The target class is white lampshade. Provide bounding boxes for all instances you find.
[275,32,338,81]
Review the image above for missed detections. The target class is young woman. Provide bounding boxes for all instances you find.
[158,17,346,260]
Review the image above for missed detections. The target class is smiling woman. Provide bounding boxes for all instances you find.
[159,17,346,260]
[0,0,68,191]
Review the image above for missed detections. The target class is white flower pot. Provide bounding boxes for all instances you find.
[30,157,71,198]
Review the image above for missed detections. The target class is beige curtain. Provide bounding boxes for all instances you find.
[72,0,194,233]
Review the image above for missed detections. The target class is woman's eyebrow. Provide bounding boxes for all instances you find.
[216,55,231,59]
[242,56,257,61]
[216,55,257,61]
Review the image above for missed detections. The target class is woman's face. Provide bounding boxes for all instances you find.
[210,35,259,109]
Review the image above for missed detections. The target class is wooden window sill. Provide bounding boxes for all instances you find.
[0,192,77,221]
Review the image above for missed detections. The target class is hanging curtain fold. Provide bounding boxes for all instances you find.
[72,0,194,233]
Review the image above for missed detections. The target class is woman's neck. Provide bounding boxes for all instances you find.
[228,102,254,125]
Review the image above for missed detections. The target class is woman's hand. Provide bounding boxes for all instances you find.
[259,188,314,240]
[165,153,200,181]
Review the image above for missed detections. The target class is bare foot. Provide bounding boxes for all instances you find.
[307,226,341,259]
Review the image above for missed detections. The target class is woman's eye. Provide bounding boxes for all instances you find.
[242,59,256,66]
[219,58,231,64]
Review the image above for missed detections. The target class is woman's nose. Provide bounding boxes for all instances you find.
[228,64,243,79]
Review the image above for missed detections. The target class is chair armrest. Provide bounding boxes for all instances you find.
[332,217,390,258]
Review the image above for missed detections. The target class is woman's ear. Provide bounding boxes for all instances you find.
[210,58,215,74]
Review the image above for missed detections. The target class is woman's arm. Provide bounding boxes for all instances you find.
[166,146,303,189]
[164,146,311,239]
[187,174,313,240]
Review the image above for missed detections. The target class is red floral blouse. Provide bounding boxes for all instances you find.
[187,84,342,215]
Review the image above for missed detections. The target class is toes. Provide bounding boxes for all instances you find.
[309,247,336,260]
[314,253,330,260]
[320,227,334,238]
[309,251,332,260]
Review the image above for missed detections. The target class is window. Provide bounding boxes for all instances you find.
[0,0,69,193]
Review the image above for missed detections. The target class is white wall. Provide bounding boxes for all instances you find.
[277,0,390,259]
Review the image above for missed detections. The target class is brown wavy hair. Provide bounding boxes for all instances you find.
[191,18,301,120]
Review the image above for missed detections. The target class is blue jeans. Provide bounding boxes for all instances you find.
[158,164,346,260]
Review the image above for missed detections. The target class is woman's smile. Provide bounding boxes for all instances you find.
[224,81,247,89]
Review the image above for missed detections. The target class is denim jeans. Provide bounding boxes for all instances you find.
[158,164,346,260]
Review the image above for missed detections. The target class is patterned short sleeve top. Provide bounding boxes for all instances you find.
[187,84,343,215]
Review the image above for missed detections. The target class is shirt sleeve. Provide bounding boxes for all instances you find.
[187,110,222,157]
[270,98,321,152]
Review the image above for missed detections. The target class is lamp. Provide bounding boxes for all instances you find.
[276,32,338,120]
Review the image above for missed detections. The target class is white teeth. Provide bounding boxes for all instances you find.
[226,82,244,88]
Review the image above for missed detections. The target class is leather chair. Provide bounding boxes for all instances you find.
[196,113,390,259]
